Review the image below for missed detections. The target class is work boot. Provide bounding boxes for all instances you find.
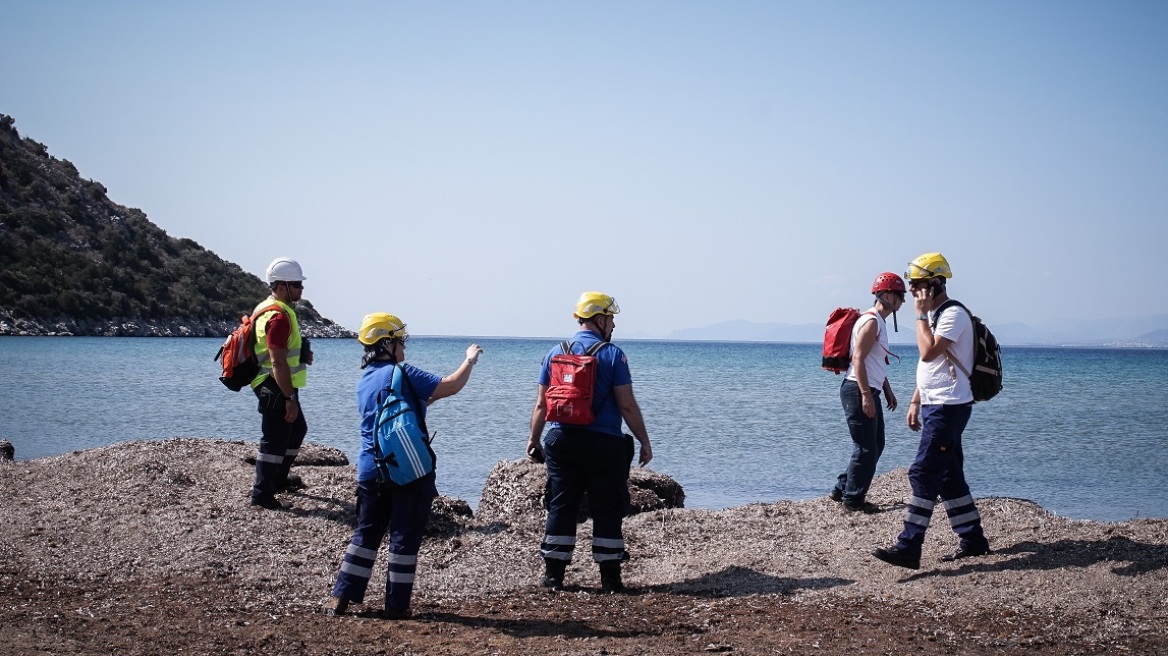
[872,545,921,570]
[322,596,349,616]
[940,541,991,562]
[542,559,566,590]
[277,473,307,493]
[599,561,624,593]
[250,497,287,511]
[380,607,411,620]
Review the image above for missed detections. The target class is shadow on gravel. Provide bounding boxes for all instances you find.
[907,536,1168,580]
[417,610,660,639]
[647,565,853,597]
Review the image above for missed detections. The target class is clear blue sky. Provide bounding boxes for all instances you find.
[3,1,1166,337]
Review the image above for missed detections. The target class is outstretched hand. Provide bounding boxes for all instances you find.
[465,344,483,365]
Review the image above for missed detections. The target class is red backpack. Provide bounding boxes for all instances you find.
[214,303,282,391]
[821,308,872,374]
[544,340,609,425]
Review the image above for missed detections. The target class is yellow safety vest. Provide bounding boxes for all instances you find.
[250,298,306,389]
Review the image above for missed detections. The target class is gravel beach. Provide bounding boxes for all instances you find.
[2,438,1165,655]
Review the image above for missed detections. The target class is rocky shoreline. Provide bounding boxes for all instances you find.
[2,438,1166,655]
[0,315,355,338]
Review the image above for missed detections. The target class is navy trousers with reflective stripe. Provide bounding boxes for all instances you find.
[252,378,307,503]
[895,403,989,553]
[541,427,633,564]
[331,475,435,610]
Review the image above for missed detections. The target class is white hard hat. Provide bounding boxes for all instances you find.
[264,257,306,284]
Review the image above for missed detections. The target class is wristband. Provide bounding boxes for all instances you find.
[916,314,928,321]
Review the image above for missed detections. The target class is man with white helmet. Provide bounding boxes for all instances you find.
[249,257,313,510]
[872,253,991,569]
[527,291,653,593]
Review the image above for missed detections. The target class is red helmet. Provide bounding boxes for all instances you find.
[871,272,906,294]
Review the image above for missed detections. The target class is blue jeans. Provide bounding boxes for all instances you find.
[895,403,988,553]
[832,380,885,506]
[541,427,634,564]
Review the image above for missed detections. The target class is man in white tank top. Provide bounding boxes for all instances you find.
[829,272,905,512]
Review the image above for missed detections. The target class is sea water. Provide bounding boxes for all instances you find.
[2,336,1165,522]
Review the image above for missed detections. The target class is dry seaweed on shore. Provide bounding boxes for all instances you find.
[1,439,1166,655]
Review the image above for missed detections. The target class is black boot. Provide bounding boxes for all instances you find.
[599,561,624,593]
[542,559,566,589]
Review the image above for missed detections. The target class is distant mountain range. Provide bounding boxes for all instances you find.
[656,314,1168,347]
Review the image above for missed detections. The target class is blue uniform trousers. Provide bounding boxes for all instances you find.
[541,427,634,564]
[833,380,886,505]
[895,403,989,554]
[252,378,307,503]
[331,474,435,611]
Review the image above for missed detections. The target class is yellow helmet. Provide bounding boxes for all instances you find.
[905,252,953,280]
[357,312,407,345]
[574,291,620,319]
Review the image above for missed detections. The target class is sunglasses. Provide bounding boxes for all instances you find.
[283,281,303,289]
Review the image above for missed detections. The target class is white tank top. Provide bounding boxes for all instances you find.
[845,311,890,388]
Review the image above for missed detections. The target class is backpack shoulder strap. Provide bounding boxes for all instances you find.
[252,303,284,320]
[932,300,973,378]
[929,300,965,330]
[584,340,609,356]
[559,341,575,355]
[393,363,429,435]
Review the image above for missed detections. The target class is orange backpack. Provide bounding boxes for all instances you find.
[214,303,282,391]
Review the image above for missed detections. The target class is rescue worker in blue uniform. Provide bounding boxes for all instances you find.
[526,292,653,593]
[250,257,313,510]
[872,253,992,569]
[324,313,482,619]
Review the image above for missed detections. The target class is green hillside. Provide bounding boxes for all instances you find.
[0,114,348,337]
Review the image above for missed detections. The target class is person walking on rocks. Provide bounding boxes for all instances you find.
[872,253,991,569]
[325,313,482,619]
[249,257,313,510]
[829,272,905,513]
[526,291,653,593]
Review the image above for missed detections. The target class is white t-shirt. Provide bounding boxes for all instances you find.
[846,311,890,388]
[917,301,974,405]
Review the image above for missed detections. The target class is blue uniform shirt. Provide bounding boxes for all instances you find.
[355,361,442,482]
[538,330,632,437]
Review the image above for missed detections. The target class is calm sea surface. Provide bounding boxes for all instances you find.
[2,336,1165,522]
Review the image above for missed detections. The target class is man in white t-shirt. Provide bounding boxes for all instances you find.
[872,253,991,570]
[829,272,905,513]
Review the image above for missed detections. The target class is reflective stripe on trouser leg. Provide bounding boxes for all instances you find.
[584,433,632,563]
[541,427,587,563]
[332,481,390,604]
[897,495,935,548]
[592,536,625,562]
[896,403,973,550]
[252,384,304,501]
[943,494,988,546]
[541,534,577,561]
[384,483,433,611]
[277,410,308,485]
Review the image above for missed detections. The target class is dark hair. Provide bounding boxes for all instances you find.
[359,338,400,369]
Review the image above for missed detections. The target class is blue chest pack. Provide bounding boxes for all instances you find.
[373,364,435,485]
